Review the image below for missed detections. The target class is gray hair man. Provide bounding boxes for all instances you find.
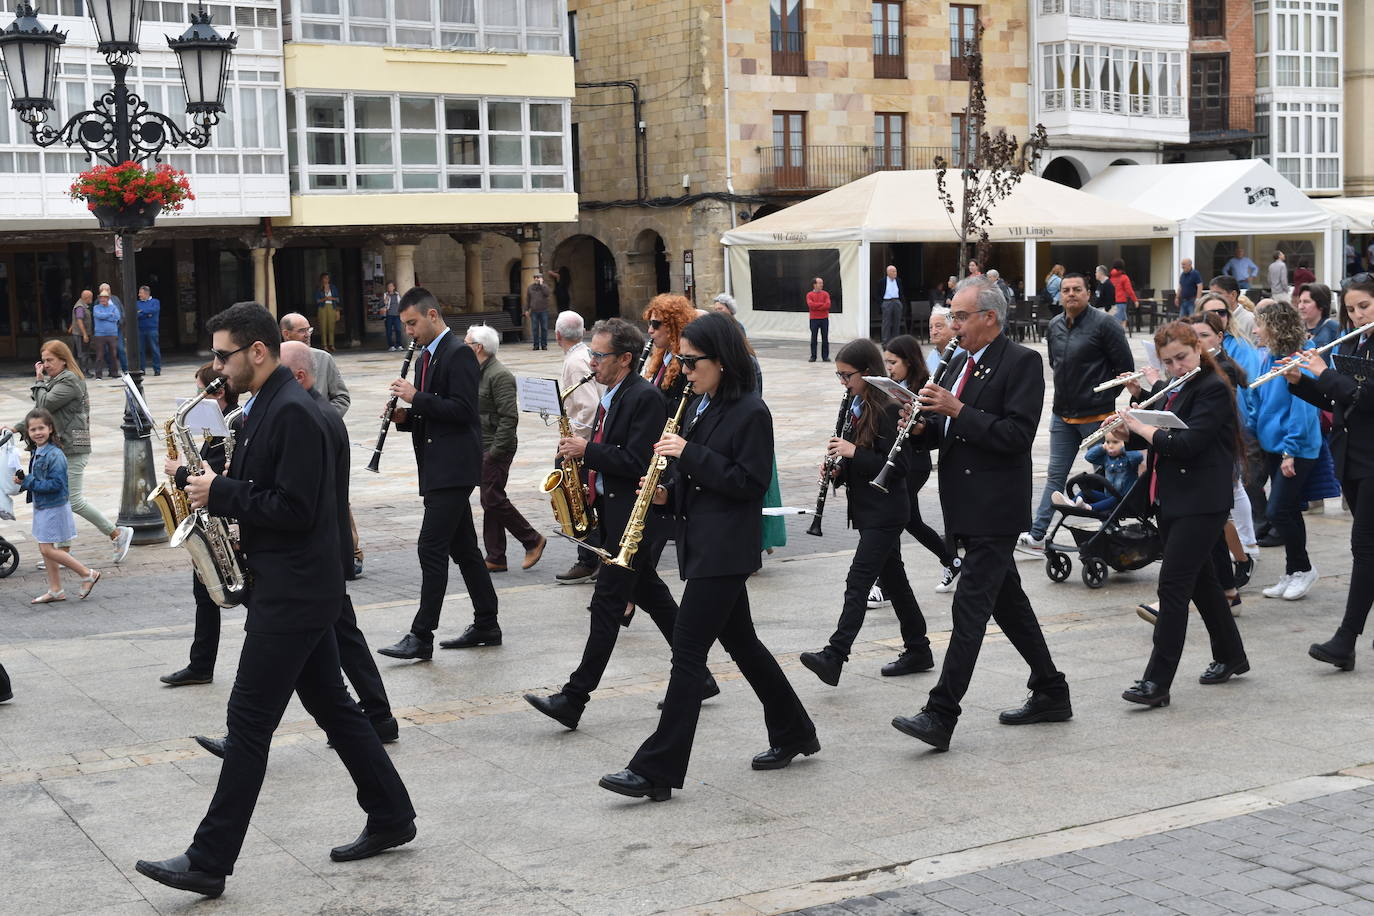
[926,306,956,377]
[279,312,350,417]
[554,310,606,582]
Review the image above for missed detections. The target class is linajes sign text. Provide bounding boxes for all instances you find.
[1244,186,1280,208]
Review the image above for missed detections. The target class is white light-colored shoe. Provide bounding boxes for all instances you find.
[1283,568,1318,600]
[866,585,889,609]
[1016,532,1046,553]
[1050,491,1073,508]
[112,526,134,563]
[935,558,962,593]
[1262,574,1294,599]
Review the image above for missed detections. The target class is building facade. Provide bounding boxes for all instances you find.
[1344,1,1371,198]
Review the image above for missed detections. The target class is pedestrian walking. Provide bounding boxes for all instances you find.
[91,292,121,379]
[381,282,404,351]
[1109,259,1138,329]
[1176,258,1203,317]
[807,276,831,362]
[16,408,101,604]
[525,271,551,350]
[316,273,341,352]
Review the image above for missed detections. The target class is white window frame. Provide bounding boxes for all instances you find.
[294,0,566,54]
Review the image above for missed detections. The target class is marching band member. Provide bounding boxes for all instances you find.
[641,293,698,409]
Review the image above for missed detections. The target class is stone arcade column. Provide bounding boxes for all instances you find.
[394,243,419,294]
[251,247,268,306]
[464,238,484,312]
[518,228,541,339]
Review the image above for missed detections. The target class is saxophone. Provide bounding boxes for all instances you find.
[165,378,250,608]
[542,372,598,538]
[606,382,693,570]
[148,417,193,535]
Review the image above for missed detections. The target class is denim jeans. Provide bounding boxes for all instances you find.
[1030,416,1100,539]
[383,315,403,349]
[1179,297,1195,317]
[530,310,548,349]
[809,318,829,360]
[137,329,161,373]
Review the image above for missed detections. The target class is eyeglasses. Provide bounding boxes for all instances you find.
[679,354,711,370]
[290,325,314,336]
[949,309,990,324]
[648,319,662,330]
[587,349,619,361]
[834,369,860,382]
[210,343,253,364]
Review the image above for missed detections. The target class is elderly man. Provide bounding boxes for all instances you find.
[466,324,547,573]
[1208,276,1257,346]
[555,310,606,583]
[892,276,1070,752]
[1223,247,1259,291]
[986,269,1015,305]
[525,271,552,351]
[1021,274,1134,551]
[279,312,351,416]
[926,306,956,376]
[69,289,93,374]
[1176,258,1203,317]
[875,265,905,344]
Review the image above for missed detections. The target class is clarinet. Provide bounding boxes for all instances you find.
[870,338,960,493]
[365,340,418,473]
[636,338,654,377]
[807,392,855,537]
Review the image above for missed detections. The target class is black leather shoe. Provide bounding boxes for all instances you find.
[329,821,417,862]
[998,692,1073,725]
[881,647,934,677]
[160,667,212,687]
[195,735,226,758]
[524,692,583,730]
[439,625,502,649]
[891,710,953,751]
[372,716,400,743]
[1309,637,1356,671]
[1233,557,1255,589]
[598,768,671,801]
[1121,680,1170,707]
[751,735,821,770]
[0,689,11,703]
[135,855,225,898]
[1199,657,1250,685]
[377,633,433,660]
[658,676,721,710]
[1257,531,1285,548]
[800,649,843,687]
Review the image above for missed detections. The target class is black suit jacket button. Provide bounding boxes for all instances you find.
[694,485,703,491]
[1180,468,1187,474]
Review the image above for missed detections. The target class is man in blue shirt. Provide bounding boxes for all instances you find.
[136,285,162,376]
[1176,258,1203,317]
[1223,247,1259,290]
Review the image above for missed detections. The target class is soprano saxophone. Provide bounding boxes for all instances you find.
[605,382,694,569]
[542,372,598,538]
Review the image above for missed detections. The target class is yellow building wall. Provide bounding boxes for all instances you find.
[284,43,576,97]
[1345,2,1373,197]
[278,192,578,228]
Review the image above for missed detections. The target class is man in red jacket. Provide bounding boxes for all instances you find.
[807,276,831,362]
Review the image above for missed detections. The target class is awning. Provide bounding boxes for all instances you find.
[1316,197,1374,233]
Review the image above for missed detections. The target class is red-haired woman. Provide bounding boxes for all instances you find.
[641,293,699,410]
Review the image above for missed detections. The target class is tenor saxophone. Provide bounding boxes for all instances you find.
[542,372,598,538]
[605,382,694,569]
[148,417,193,535]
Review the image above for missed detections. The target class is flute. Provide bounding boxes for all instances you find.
[871,337,960,493]
[1092,369,1148,393]
[1079,354,1213,450]
[1247,321,1374,388]
[366,339,418,473]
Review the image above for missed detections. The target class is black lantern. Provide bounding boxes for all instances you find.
[0,2,65,116]
[87,0,143,54]
[167,7,236,114]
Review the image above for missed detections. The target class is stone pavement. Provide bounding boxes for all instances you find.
[0,338,1372,915]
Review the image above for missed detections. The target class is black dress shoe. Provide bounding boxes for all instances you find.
[751,735,821,770]
[1199,657,1250,685]
[1257,531,1285,548]
[1309,637,1356,671]
[372,716,400,743]
[881,647,934,677]
[658,676,721,710]
[998,692,1073,725]
[195,735,226,758]
[329,821,417,862]
[890,710,953,751]
[524,692,583,730]
[134,855,225,898]
[377,633,433,660]
[0,690,11,703]
[1233,557,1255,589]
[439,625,502,649]
[1121,680,1170,707]
[800,649,843,687]
[598,768,671,801]
[160,667,213,687]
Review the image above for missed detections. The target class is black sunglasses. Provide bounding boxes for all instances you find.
[679,354,712,370]
[648,319,662,330]
[210,342,253,363]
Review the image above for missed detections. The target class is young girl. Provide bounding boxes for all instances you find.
[17,408,99,603]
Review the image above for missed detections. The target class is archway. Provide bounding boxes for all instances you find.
[625,229,671,310]
[1041,156,1087,189]
[1110,158,1139,167]
[551,234,621,321]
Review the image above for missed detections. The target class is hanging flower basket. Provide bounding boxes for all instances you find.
[70,161,194,230]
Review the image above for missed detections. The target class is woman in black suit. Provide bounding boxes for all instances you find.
[1289,279,1374,670]
[641,293,697,409]
[600,313,818,801]
[799,338,931,687]
[1118,321,1249,708]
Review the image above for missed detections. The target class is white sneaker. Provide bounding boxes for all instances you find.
[867,585,889,609]
[1016,532,1046,553]
[935,558,962,593]
[112,526,134,563]
[1283,568,1318,600]
[1262,574,1294,598]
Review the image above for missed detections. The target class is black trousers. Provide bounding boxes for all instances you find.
[828,525,928,660]
[410,485,499,640]
[1337,475,1374,635]
[1210,532,1236,592]
[576,524,604,570]
[1265,452,1316,574]
[185,626,414,875]
[336,596,392,723]
[187,574,221,677]
[562,547,678,707]
[1143,512,1246,690]
[809,318,830,360]
[926,536,1067,724]
[907,456,954,568]
[628,574,815,788]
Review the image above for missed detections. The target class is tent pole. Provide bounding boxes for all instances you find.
[1022,239,1037,301]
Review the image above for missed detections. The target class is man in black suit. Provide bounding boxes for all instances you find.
[377,288,501,660]
[876,264,907,344]
[135,303,414,899]
[892,277,1071,752]
[523,319,717,729]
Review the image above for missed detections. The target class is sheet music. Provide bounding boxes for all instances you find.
[518,376,563,415]
[862,376,917,406]
[119,374,156,424]
[175,398,231,437]
[1141,341,1162,371]
[1127,409,1188,429]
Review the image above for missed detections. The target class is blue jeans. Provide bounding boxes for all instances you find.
[137,328,161,373]
[530,310,548,349]
[1031,415,1101,539]
[116,329,129,372]
[384,315,403,349]
[1179,298,1195,317]
[809,317,829,360]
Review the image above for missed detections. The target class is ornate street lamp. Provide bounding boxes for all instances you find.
[0,1,235,544]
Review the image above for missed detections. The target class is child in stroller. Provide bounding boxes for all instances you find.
[1051,424,1143,515]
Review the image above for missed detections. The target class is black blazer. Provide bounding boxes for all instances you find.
[582,372,668,544]
[918,333,1043,537]
[837,400,909,530]
[310,387,354,578]
[1290,336,1374,482]
[207,365,344,634]
[1126,371,1237,521]
[649,358,690,413]
[875,275,907,304]
[665,393,773,579]
[397,329,483,494]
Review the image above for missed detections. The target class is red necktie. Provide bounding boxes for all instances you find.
[419,349,431,392]
[954,356,977,398]
[585,403,607,505]
[1148,389,1182,504]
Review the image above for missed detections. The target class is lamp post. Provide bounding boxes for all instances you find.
[0,0,235,544]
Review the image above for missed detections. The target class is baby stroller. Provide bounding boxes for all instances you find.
[1042,471,1161,589]
[0,431,19,578]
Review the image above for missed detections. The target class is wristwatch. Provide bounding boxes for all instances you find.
[1282,452,1294,460]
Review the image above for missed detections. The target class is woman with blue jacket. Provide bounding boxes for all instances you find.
[1249,301,1323,601]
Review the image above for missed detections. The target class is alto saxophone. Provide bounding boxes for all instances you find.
[606,382,694,570]
[166,378,250,608]
[148,417,193,535]
[542,372,598,538]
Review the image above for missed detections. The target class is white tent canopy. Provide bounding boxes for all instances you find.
[1315,197,1374,233]
[721,170,1173,341]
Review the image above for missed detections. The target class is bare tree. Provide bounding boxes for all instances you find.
[935,18,1049,280]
